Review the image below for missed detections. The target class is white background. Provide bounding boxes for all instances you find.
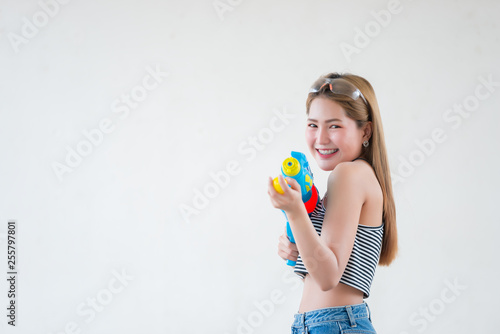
[1,0,499,333]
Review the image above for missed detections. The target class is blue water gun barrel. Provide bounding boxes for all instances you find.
[274,151,319,266]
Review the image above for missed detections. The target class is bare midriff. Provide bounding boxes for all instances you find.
[298,274,364,313]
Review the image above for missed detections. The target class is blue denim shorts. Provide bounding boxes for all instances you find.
[291,302,376,334]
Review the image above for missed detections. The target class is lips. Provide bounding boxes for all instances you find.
[317,148,339,155]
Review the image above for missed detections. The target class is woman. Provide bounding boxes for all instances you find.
[268,73,398,333]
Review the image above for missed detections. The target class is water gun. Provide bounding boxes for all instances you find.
[273,151,319,266]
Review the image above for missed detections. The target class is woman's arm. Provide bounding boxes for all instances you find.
[286,162,366,291]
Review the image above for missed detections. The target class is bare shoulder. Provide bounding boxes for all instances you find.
[327,159,375,185]
[325,160,382,209]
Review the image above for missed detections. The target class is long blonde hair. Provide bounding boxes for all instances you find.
[306,72,398,266]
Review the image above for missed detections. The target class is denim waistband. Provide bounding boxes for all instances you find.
[293,302,371,327]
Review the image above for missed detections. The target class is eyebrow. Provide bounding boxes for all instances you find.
[307,118,343,123]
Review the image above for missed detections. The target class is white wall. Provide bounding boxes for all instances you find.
[1,0,499,333]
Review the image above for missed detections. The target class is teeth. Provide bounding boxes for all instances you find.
[318,149,338,155]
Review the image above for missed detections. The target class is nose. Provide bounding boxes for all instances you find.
[316,126,330,145]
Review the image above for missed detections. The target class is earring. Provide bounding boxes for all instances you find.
[363,140,369,148]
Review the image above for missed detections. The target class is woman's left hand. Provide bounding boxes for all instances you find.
[267,175,304,215]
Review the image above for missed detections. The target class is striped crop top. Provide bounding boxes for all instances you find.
[293,194,384,299]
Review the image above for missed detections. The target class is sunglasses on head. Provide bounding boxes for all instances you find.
[309,77,368,106]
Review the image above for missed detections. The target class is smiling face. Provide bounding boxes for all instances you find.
[305,96,371,171]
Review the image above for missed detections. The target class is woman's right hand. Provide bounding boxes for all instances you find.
[277,228,299,262]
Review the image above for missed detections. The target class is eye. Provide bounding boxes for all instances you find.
[307,123,317,128]
[330,125,340,129]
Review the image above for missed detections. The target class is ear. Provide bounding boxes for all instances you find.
[362,121,373,141]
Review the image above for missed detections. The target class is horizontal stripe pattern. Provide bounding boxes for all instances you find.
[293,196,384,299]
